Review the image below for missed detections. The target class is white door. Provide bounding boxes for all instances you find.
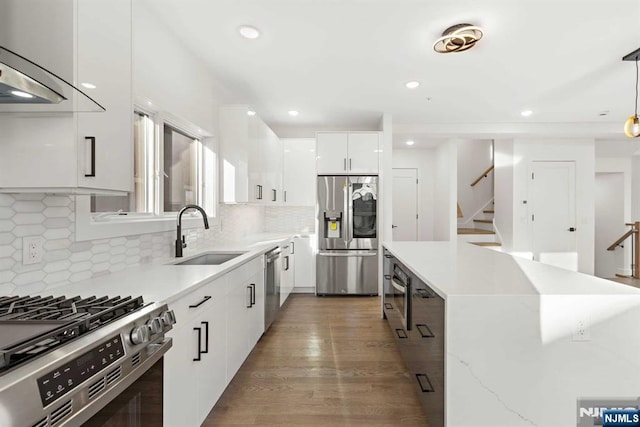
[595,173,626,278]
[392,168,418,241]
[530,161,577,271]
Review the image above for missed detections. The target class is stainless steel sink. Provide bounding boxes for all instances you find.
[174,252,247,265]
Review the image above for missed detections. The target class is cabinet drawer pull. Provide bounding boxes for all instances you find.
[250,283,256,306]
[343,158,347,171]
[395,328,407,339]
[247,285,253,308]
[84,136,96,177]
[189,295,211,308]
[384,303,393,309]
[272,188,277,202]
[416,288,435,299]
[416,373,435,393]
[201,321,209,354]
[384,254,393,259]
[193,327,202,361]
[291,241,294,254]
[416,323,435,338]
[349,158,352,170]
[284,190,287,203]
[284,255,289,271]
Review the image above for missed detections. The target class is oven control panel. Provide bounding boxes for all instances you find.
[37,334,125,406]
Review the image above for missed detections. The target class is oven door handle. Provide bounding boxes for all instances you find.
[391,279,406,294]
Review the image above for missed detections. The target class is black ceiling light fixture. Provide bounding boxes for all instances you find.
[623,47,640,138]
[433,23,483,54]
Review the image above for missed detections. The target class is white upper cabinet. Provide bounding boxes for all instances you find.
[0,0,133,193]
[316,132,379,175]
[347,133,379,174]
[316,133,348,174]
[282,139,316,206]
[219,105,282,204]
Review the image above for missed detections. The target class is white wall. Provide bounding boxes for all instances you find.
[456,139,493,226]
[494,139,514,251]
[133,0,234,134]
[595,157,633,277]
[434,141,457,241]
[511,139,595,274]
[392,149,435,240]
[595,173,626,277]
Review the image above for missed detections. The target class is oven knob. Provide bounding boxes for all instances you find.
[148,317,163,334]
[161,310,176,326]
[129,325,151,345]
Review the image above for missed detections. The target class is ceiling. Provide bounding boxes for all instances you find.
[143,0,640,142]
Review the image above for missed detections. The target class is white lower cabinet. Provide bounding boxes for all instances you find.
[164,276,227,427]
[164,255,269,426]
[281,242,295,305]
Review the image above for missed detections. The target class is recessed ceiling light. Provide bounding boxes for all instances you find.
[238,25,261,39]
[288,110,299,117]
[405,81,420,89]
[406,140,415,146]
[10,90,34,99]
[521,110,533,117]
[81,83,96,89]
[247,110,256,116]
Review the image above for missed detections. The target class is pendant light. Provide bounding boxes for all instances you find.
[623,48,640,138]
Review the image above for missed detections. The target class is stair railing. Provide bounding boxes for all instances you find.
[470,165,494,187]
[607,221,640,278]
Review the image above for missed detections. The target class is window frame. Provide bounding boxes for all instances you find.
[75,106,218,242]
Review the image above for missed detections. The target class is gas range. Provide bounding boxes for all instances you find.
[0,294,175,427]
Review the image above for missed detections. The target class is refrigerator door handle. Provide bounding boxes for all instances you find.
[347,181,353,243]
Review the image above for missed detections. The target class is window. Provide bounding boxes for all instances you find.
[82,109,217,240]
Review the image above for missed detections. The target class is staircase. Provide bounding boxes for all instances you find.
[458,204,501,249]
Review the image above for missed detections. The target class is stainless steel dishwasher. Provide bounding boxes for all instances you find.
[264,247,282,330]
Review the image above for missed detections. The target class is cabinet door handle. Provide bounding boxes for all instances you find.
[247,285,253,308]
[284,190,287,203]
[84,136,96,177]
[343,158,347,171]
[384,254,393,259]
[290,241,294,254]
[201,321,209,354]
[395,328,407,339]
[284,255,289,271]
[255,185,260,200]
[416,323,435,338]
[250,283,256,306]
[189,296,211,308]
[349,158,352,170]
[384,302,393,309]
[416,373,435,393]
[272,188,277,202]
[193,327,202,361]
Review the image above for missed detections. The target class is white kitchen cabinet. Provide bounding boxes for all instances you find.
[293,235,316,291]
[164,276,227,427]
[316,132,379,175]
[226,256,265,379]
[280,241,295,305]
[0,0,133,193]
[282,139,316,206]
[220,105,282,204]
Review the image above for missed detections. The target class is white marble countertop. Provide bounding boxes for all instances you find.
[46,233,294,307]
[383,241,640,299]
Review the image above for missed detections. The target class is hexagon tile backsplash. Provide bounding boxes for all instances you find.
[0,194,278,295]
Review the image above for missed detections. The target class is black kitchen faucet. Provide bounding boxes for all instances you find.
[176,204,209,257]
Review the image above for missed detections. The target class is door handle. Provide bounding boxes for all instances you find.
[568,227,576,232]
[247,285,253,308]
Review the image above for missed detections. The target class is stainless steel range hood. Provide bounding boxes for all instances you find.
[0,46,105,113]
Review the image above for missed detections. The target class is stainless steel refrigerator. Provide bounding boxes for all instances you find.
[316,175,378,295]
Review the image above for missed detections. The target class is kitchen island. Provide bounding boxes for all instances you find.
[384,241,640,427]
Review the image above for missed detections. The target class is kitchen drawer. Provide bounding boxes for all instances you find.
[412,367,445,427]
[171,276,226,326]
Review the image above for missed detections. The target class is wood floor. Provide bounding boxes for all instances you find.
[204,294,428,426]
